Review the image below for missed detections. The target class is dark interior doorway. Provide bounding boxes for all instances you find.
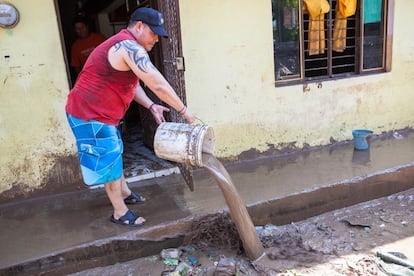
[56,0,176,180]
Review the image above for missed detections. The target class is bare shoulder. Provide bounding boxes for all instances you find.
[111,40,155,73]
[113,39,143,53]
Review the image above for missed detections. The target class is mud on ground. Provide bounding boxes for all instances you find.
[71,188,414,275]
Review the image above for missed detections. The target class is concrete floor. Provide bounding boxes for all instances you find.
[1,130,414,274]
[122,122,177,181]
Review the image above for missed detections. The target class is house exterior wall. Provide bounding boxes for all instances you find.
[0,0,81,200]
[179,0,414,159]
[0,0,413,201]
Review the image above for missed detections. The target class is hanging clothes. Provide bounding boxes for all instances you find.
[333,0,357,52]
[303,0,330,55]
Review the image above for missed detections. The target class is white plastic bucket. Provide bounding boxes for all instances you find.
[154,122,215,167]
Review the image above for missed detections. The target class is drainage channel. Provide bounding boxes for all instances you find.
[3,163,414,276]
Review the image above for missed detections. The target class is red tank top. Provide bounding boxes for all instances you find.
[66,29,138,125]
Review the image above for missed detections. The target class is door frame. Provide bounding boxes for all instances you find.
[54,0,193,186]
[139,0,188,147]
[155,0,187,123]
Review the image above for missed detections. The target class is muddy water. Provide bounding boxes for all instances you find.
[202,153,265,261]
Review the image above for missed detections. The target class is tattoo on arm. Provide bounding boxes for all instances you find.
[114,40,156,73]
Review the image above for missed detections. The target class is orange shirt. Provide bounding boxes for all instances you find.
[70,32,106,68]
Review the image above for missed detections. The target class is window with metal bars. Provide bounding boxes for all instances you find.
[272,0,392,85]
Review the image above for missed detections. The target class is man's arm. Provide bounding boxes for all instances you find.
[133,85,170,124]
[108,40,195,123]
[70,44,82,80]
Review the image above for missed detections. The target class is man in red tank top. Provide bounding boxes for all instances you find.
[66,7,195,226]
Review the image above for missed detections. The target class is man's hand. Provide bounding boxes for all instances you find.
[149,104,170,124]
[182,108,196,124]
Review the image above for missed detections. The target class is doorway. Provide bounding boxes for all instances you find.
[56,0,185,181]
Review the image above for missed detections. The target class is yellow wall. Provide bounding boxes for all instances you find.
[0,0,413,199]
[0,0,78,197]
[180,0,414,159]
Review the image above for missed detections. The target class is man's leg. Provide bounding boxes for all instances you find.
[120,174,132,198]
[66,114,144,224]
[119,174,147,203]
[105,178,146,225]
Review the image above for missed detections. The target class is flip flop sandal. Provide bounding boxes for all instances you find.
[124,191,146,205]
[110,209,145,227]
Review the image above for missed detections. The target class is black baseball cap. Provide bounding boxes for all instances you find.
[130,7,168,38]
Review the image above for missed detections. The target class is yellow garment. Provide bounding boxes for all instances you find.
[333,0,357,52]
[303,0,330,55]
[338,0,357,17]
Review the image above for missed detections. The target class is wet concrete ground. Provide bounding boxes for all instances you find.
[0,130,413,274]
[68,188,414,275]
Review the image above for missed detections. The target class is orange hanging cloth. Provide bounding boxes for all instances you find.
[333,0,357,52]
[303,0,330,55]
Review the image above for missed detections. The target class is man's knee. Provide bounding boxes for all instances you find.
[105,179,122,192]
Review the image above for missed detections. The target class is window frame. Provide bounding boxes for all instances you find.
[273,0,394,86]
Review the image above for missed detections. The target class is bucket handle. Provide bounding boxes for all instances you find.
[195,116,206,125]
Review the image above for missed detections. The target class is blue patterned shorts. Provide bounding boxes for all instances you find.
[66,113,123,186]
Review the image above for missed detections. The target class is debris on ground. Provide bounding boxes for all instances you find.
[70,190,414,276]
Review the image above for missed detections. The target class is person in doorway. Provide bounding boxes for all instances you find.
[70,16,106,79]
[65,7,195,226]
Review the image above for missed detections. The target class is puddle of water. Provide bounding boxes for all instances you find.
[181,132,414,215]
[202,153,265,261]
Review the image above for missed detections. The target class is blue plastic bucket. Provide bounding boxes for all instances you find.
[352,129,373,151]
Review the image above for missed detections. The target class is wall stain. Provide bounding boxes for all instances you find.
[0,154,85,204]
[222,141,299,163]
